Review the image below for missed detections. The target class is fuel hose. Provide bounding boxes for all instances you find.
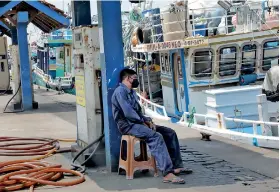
[0,137,85,192]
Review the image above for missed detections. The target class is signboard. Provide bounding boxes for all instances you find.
[76,75,86,107]
[131,37,209,52]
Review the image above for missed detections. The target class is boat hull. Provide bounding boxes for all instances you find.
[33,71,76,95]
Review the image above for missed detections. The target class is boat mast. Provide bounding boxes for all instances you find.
[185,0,189,37]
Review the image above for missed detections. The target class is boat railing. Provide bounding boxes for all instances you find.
[33,66,53,82]
[54,77,72,85]
[147,4,279,39]
[179,111,279,136]
[34,67,46,77]
[136,92,169,119]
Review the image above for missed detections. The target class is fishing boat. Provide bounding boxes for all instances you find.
[129,0,279,149]
[32,28,76,94]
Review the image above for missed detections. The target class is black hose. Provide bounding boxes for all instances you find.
[3,81,23,113]
[71,134,104,173]
[71,71,105,173]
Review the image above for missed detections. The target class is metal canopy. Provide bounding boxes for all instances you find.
[0,0,70,33]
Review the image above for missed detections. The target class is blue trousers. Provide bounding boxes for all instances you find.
[127,124,184,176]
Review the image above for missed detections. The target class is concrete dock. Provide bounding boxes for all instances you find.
[0,87,279,192]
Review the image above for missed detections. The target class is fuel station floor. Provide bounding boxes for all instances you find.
[0,86,279,192]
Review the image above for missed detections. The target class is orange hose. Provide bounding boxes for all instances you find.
[0,137,59,156]
[0,137,85,192]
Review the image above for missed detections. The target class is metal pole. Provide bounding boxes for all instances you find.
[141,64,145,95]
[63,46,66,76]
[145,52,152,101]
[184,0,189,37]
[134,59,141,93]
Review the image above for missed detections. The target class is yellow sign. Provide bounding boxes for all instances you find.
[76,75,86,107]
[131,37,209,53]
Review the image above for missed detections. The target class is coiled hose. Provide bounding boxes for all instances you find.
[0,137,85,191]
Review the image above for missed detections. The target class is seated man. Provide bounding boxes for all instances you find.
[111,68,192,184]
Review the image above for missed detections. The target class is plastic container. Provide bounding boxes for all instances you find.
[193,23,207,36]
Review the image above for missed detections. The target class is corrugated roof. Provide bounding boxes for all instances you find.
[0,1,70,33]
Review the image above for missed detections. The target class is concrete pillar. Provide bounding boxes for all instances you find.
[17,12,32,110]
[97,1,124,172]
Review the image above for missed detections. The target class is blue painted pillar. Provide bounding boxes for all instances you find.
[97,1,124,172]
[17,12,33,110]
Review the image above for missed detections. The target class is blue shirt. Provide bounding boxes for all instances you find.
[111,83,152,134]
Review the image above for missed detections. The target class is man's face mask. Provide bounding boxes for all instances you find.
[129,75,139,88]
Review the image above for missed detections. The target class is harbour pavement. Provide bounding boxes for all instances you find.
[0,86,279,192]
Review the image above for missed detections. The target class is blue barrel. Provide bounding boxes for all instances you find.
[239,74,258,86]
[193,24,207,36]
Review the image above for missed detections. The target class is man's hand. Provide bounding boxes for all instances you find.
[144,121,156,131]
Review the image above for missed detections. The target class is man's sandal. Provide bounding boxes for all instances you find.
[163,176,185,184]
[174,168,193,175]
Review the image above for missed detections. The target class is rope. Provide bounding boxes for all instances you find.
[187,107,196,127]
[0,137,85,192]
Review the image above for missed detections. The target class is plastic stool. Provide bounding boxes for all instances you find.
[118,135,158,179]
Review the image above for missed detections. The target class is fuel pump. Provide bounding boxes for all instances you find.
[0,37,12,95]
[71,25,105,169]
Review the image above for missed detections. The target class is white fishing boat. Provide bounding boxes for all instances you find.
[128,0,279,149]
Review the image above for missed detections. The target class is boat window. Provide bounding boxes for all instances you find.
[165,54,170,74]
[241,44,257,75]
[219,47,237,77]
[0,62,4,72]
[193,50,213,78]
[177,56,183,78]
[262,40,279,71]
[160,54,166,73]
